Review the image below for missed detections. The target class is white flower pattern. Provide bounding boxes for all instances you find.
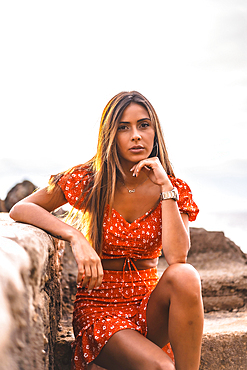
[55,165,199,370]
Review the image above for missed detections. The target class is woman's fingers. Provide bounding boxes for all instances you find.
[88,263,99,291]
[131,157,158,175]
[72,236,104,291]
[130,158,173,188]
[77,265,85,284]
[78,258,104,291]
[131,158,165,182]
[80,263,92,288]
[96,261,104,288]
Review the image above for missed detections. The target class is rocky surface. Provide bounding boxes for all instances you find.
[0,180,36,212]
[201,332,247,369]
[0,213,64,370]
[189,228,247,314]
[190,228,247,369]
[1,206,246,369]
[201,309,247,369]
[158,229,247,369]
[188,227,246,263]
[158,228,247,313]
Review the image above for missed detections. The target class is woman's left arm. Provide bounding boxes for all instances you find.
[159,192,190,264]
[131,158,190,265]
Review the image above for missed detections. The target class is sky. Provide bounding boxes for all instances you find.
[1,0,247,251]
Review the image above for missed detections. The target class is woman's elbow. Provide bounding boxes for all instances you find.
[9,204,18,220]
[166,255,188,265]
[9,202,23,221]
[163,243,190,265]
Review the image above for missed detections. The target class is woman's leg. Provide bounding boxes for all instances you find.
[93,329,175,370]
[91,263,203,370]
[87,364,107,370]
[146,263,204,370]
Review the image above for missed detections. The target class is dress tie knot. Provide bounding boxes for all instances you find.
[120,257,151,298]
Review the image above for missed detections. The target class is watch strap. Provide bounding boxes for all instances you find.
[160,187,179,201]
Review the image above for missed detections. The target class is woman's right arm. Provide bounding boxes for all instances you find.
[9,186,103,290]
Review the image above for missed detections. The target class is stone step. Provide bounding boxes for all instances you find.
[201,310,247,369]
[54,311,247,370]
[198,264,247,313]
[157,258,247,313]
[54,317,73,370]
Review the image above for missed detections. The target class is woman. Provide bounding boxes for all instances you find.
[10,91,203,370]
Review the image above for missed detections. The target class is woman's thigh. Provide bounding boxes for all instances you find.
[145,268,171,347]
[93,329,175,370]
[146,263,202,347]
[93,264,202,370]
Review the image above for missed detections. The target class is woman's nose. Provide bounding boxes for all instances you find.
[131,128,141,141]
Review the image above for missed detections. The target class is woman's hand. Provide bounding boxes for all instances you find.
[130,157,172,189]
[10,186,104,292]
[70,231,104,292]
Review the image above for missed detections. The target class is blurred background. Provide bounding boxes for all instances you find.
[1,0,247,251]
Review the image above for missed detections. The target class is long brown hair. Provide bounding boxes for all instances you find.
[50,91,175,255]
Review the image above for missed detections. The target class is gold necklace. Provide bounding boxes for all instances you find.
[120,177,148,193]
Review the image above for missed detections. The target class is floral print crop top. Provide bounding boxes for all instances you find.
[55,164,199,260]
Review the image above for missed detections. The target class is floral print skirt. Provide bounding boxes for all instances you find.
[71,267,174,370]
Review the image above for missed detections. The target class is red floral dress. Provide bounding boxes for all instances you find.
[54,164,199,370]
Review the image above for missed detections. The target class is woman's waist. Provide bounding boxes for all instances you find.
[101,257,158,271]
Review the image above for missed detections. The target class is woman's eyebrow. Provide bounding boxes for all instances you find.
[119,118,151,124]
[137,118,151,123]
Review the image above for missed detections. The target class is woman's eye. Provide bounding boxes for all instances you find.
[140,122,150,128]
[117,125,128,131]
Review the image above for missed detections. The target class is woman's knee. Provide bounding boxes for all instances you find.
[162,263,202,303]
[153,357,175,370]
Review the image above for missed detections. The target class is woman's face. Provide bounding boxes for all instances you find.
[116,103,155,165]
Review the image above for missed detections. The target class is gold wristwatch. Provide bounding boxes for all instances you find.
[160,187,179,201]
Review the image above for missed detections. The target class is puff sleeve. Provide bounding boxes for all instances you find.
[49,165,93,209]
[169,176,199,221]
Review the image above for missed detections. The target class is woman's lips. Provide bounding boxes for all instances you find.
[129,146,145,153]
